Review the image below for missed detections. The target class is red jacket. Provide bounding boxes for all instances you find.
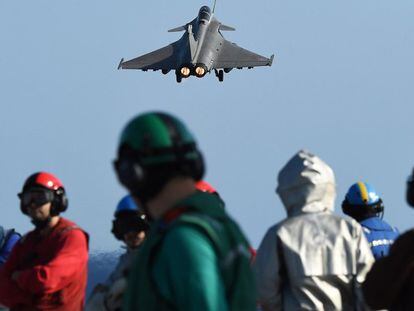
[0,217,89,311]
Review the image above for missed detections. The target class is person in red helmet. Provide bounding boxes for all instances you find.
[0,172,89,311]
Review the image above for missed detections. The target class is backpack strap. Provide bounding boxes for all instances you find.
[175,212,251,305]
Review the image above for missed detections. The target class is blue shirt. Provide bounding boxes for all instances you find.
[0,229,21,265]
[360,217,399,260]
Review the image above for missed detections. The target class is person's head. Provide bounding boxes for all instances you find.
[111,195,150,249]
[113,112,205,216]
[276,150,336,216]
[18,172,68,229]
[342,182,384,221]
[407,169,414,207]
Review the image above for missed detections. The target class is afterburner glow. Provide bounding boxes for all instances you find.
[195,67,206,77]
[180,67,191,77]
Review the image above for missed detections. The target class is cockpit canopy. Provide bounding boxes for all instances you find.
[198,6,212,24]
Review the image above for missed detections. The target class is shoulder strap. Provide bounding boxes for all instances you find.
[143,213,224,311]
[177,214,223,252]
[175,212,253,307]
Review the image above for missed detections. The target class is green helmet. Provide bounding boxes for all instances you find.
[114,112,205,202]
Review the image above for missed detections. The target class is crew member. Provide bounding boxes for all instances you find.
[342,182,399,259]
[86,195,149,311]
[254,150,374,310]
[114,111,256,311]
[0,172,89,311]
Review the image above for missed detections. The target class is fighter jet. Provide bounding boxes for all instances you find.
[118,5,274,83]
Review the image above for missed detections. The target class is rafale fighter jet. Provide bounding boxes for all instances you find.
[118,6,274,82]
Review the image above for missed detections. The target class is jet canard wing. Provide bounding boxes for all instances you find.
[118,40,182,71]
[213,40,273,69]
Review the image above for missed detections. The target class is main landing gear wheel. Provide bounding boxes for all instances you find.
[215,69,224,82]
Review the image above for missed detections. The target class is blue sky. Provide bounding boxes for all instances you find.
[1,0,413,250]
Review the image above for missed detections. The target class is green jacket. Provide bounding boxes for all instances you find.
[123,191,256,311]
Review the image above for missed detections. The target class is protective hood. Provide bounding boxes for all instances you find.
[276,150,336,217]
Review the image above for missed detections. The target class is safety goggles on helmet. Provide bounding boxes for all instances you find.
[112,213,150,240]
[18,189,54,207]
[118,219,148,235]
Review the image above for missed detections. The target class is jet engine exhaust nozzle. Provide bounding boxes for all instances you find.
[194,64,208,78]
[180,66,191,78]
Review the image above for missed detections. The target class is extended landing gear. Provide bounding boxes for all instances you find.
[176,73,182,83]
[215,69,224,82]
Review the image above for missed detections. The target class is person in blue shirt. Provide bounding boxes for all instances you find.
[0,226,20,266]
[342,182,399,260]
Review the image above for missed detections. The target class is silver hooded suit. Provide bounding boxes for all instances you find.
[254,150,374,311]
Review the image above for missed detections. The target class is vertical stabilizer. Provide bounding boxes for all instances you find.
[212,0,217,14]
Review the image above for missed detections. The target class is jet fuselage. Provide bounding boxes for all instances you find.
[177,6,225,78]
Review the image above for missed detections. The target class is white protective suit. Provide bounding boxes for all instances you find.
[254,150,374,311]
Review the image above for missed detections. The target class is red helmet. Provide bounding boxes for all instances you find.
[22,172,64,191]
[19,172,68,215]
[195,180,217,194]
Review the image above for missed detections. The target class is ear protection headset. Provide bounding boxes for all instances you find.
[113,113,205,198]
[53,187,68,214]
[114,146,204,201]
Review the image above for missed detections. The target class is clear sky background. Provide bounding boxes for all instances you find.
[1,0,413,250]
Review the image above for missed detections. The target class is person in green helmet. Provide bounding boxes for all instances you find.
[113,112,256,311]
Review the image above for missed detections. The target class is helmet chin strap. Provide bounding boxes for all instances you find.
[31,216,52,230]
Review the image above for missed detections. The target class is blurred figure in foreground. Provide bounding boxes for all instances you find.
[86,195,149,311]
[363,168,414,310]
[254,150,374,311]
[342,182,399,259]
[114,112,256,311]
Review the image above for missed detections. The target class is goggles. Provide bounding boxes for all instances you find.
[18,189,54,207]
[113,215,149,236]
